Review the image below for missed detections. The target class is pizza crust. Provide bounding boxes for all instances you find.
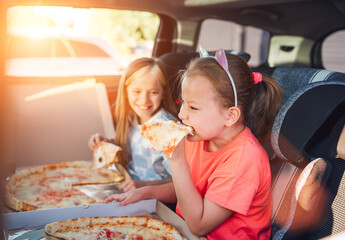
[5,196,38,211]
[93,142,122,169]
[141,120,193,157]
[45,216,186,240]
[5,161,124,211]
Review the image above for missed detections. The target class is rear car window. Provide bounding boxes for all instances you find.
[8,37,70,58]
[6,6,160,77]
[322,30,345,73]
[197,18,270,67]
[68,40,109,57]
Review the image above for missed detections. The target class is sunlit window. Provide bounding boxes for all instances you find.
[6,6,159,77]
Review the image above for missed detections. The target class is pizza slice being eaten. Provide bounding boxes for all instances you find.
[93,142,122,169]
[141,120,193,158]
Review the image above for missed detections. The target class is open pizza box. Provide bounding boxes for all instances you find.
[1,199,201,240]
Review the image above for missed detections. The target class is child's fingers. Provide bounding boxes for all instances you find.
[120,193,139,206]
[116,189,146,206]
[88,137,96,150]
[118,179,136,192]
[88,133,106,149]
[104,194,126,203]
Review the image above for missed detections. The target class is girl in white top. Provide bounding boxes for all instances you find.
[88,58,177,192]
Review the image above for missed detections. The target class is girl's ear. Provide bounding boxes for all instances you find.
[225,107,241,126]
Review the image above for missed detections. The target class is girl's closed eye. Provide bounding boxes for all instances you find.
[131,89,141,95]
[190,105,199,111]
[180,99,199,111]
[150,90,160,95]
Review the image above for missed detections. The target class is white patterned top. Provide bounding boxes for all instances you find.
[126,108,176,181]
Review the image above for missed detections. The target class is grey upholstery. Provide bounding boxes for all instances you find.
[271,81,345,165]
[269,67,345,240]
[271,67,345,103]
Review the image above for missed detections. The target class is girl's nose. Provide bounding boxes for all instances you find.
[139,92,150,103]
[178,104,187,120]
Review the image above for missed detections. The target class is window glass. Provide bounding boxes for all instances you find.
[68,40,109,57]
[7,37,70,58]
[6,6,159,77]
[322,30,345,73]
[197,18,269,67]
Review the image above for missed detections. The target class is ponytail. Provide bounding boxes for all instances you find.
[247,74,283,143]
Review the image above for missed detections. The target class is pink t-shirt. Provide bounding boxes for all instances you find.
[176,127,272,240]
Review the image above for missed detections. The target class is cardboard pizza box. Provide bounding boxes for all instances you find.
[1,200,201,240]
[156,201,202,240]
[114,162,132,181]
[1,200,156,230]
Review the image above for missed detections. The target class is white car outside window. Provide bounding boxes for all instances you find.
[5,31,126,77]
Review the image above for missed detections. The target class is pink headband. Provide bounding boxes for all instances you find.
[199,45,238,107]
[252,72,262,84]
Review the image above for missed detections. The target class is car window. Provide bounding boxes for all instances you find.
[322,30,345,73]
[68,40,109,57]
[8,36,71,58]
[6,6,160,77]
[197,18,269,67]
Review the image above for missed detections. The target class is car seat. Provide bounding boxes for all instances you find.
[270,80,345,240]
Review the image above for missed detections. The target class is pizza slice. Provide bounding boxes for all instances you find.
[44,216,186,240]
[5,161,124,211]
[93,142,122,169]
[141,120,193,158]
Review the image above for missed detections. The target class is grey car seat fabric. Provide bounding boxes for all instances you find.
[270,80,345,240]
[261,67,345,160]
[271,67,345,103]
[271,81,345,166]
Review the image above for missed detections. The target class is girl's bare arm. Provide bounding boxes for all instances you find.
[169,139,233,236]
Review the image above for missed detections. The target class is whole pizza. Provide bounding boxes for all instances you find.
[44,216,186,240]
[5,160,124,211]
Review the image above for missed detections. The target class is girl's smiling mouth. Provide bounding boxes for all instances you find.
[138,105,152,110]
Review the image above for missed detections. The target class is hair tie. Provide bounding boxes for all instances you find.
[252,72,262,85]
[198,45,238,107]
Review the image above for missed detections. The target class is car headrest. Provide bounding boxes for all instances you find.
[271,67,345,103]
[159,50,251,104]
[271,81,345,166]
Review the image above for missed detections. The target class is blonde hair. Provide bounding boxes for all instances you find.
[114,58,177,166]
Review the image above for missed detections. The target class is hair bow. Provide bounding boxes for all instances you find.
[252,72,262,84]
[198,45,238,107]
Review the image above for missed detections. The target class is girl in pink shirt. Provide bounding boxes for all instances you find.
[105,47,283,239]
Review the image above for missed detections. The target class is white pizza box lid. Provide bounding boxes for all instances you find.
[0,199,156,230]
[1,200,201,240]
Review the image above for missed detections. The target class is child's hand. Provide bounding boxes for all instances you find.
[118,179,144,192]
[88,133,109,150]
[170,137,186,161]
[104,188,147,206]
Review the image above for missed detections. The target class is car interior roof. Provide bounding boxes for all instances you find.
[5,0,345,41]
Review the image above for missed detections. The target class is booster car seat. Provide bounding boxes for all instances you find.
[270,80,345,240]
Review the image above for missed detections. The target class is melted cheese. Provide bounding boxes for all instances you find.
[141,120,193,157]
